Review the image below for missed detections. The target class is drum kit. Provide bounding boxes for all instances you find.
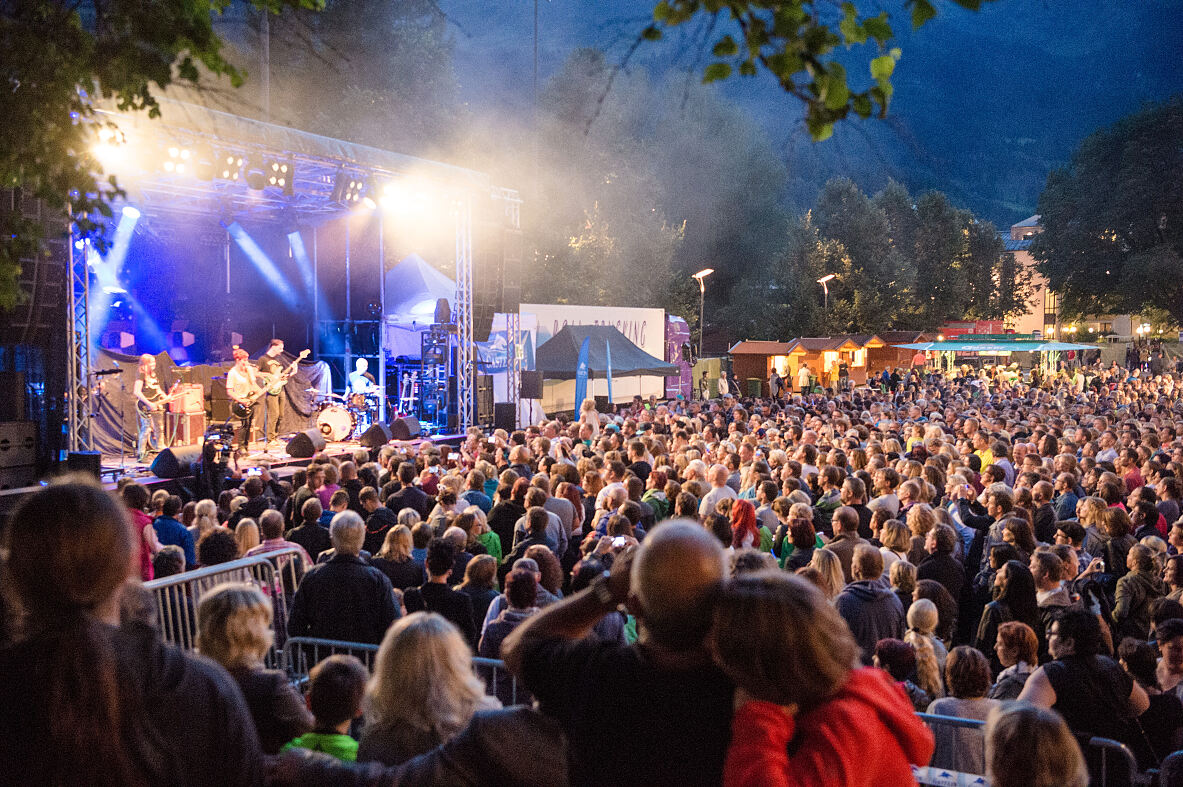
[308,387,383,441]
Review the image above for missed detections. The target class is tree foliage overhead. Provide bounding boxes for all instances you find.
[1032,99,1183,326]
[641,0,993,141]
[0,0,321,311]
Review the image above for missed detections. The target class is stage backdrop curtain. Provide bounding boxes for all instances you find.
[89,348,334,456]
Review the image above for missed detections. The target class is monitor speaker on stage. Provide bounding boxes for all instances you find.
[390,416,421,441]
[520,371,543,400]
[150,444,204,479]
[286,428,326,459]
[66,451,102,480]
[359,423,393,448]
[494,403,517,432]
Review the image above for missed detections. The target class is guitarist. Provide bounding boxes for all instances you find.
[133,353,171,461]
[227,347,263,450]
[258,339,288,445]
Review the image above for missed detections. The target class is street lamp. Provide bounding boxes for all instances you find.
[693,268,714,358]
[817,274,835,313]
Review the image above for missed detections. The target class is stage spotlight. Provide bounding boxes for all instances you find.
[244,160,267,190]
[265,160,295,196]
[162,145,192,174]
[217,151,244,180]
[121,206,141,220]
[332,170,365,205]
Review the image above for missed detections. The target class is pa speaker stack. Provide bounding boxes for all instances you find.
[359,423,393,448]
[149,445,204,478]
[390,416,421,441]
[520,371,543,400]
[286,428,327,458]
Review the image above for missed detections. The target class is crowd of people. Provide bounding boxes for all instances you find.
[5,353,1183,785]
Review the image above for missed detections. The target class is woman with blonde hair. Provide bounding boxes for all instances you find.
[809,548,846,600]
[890,560,918,613]
[188,498,220,546]
[370,524,425,591]
[985,702,1087,787]
[358,612,499,765]
[879,519,911,576]
[906,598,946,699]
[197,582,312,753]
[710,572,934,785]
[235,517,260,557]
[906,503,937,565]
[465,504,502,562]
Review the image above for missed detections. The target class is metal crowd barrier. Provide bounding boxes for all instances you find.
[279,636,522,702]
[916,712,988,783]
[915,714,1149,787]
[144,546,307,667]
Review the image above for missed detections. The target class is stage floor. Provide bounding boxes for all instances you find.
[98,432,466,488]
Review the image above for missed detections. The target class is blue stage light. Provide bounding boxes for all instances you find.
[121,205,141,220]
[228,222,299,309]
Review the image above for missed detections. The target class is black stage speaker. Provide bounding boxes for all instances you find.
[359,423,393,448]
[390,416,421,441]
[66,451,102,480]
[150,444,204,478]
[286,428,327,458]
[595,395,610,412]
[494,403,517,432]
[0,371,27,421]
[476,374,494,425]
[520,371,543,400]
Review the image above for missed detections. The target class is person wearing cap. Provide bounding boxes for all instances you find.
[227,346,263,450]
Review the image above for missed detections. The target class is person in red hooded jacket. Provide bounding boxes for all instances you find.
[709,571,934,787]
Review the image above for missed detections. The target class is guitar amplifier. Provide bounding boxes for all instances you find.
[169,384,205,414]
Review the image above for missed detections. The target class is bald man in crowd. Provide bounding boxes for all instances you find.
[504,521,734,787]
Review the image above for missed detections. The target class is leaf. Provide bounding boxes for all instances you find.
[870,54,896,82]
[703,62,732,83]
[911,0,937,28]
[839,4,866,45]
[823,64,849,111]
[712,34,738,57]
[807,112,835,142]
[641,25,663,41]
[864,14,892,44]
[852,93,872,117]
[739,60,758,76]
[653,0,673,21]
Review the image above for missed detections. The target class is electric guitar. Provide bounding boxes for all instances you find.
[137,381,182,417]
[230,350,309,419]
[259,349,310,395]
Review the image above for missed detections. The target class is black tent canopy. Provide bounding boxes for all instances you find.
[534,325,678,380]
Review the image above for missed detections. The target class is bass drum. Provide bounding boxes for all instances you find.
[316,404,356,442]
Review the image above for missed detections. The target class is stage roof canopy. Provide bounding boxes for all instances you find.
[536,325,678,379]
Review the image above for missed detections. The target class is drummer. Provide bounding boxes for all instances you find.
[348,358,377,396]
